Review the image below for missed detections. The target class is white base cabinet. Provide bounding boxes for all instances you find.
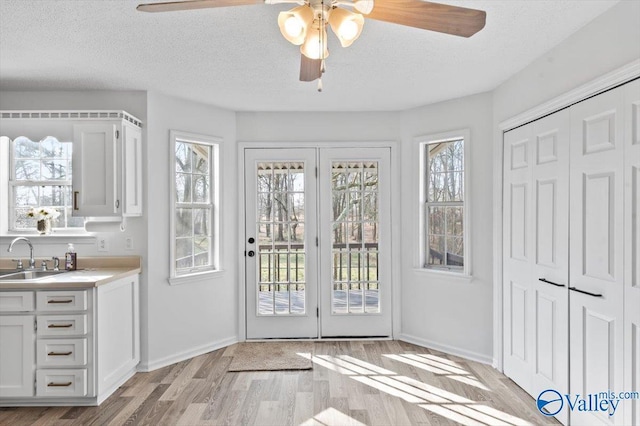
[0,274,139,406]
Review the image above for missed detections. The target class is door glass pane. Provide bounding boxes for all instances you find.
[256,162,306,315]
[331,161,380,314]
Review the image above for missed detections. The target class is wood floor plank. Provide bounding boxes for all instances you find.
[176,403,207,426]
[2,341,559,426]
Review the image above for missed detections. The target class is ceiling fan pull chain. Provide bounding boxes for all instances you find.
[317,78,323,92]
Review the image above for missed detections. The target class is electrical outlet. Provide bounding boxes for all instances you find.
[97,237,109,252]
[125,237,134,250]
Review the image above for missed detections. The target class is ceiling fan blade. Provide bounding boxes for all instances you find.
[299,55,322,82]
[137,0,263,13]
[367,0,486,37]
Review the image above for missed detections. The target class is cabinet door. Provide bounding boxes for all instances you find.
[623,78,640,426]
[122,123,142,216]
[72,123,120,217]
[0,315,35,397]
[569,85,625,425]
[96,275,139,395]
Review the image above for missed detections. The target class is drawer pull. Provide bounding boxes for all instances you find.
[48,299,74,304]
[48,351,73,356]
[48,381,73,387]
[48,324,73,328]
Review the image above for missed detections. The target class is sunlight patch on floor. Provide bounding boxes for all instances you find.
[384,353,491,391]
[300,352,533,426]
[300,407,367,426]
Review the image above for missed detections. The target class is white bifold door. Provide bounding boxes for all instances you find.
[567,83,627,426]
[503,78,640,425]
[244,147,392,339]
[503,109,570,425]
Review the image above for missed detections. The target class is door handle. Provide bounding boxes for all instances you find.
[569,287,603,298]
[247,251,255,257]
[538,278,565,287]
[73,191,79,210]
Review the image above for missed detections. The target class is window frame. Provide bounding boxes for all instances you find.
[169,130,221,284]
[418,129,471,277]
[6,135,86,234]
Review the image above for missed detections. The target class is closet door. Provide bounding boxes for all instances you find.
[503,123,534,392]
[623,78,640,426]
[530,110,569,425]
[569,86,625,425]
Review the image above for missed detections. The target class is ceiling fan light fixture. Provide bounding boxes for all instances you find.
[353,0,374,15]
[278,5,314,45]
[301,25,329,60]
[329,7,364,48]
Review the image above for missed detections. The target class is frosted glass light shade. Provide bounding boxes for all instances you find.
[278,6,314,45]
[301,26,329,60]
[329,8,364,48]
[353,0,374,15]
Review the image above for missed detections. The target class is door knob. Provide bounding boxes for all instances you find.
[247,250,255,257]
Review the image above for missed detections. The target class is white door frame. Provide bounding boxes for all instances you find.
[237,141,401,342]
[493,60,640,370]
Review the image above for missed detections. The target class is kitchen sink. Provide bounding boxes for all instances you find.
[0,270,68,280]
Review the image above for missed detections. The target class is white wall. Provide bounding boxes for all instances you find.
[493,0,640,123]
[2,0,636,371]
[237,111,403,337]
[491,0,640,367]
[398,93,494,363]
[237,112,401,142]
[143,91,238,369]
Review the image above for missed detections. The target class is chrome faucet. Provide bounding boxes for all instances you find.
[7,237,35,270]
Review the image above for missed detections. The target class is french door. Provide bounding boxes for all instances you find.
[244,147,391,339]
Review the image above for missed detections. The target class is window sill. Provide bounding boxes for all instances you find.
[0,233,96,245]
[413,267,473,283]
[168,269,225,286]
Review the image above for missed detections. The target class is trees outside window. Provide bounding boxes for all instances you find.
[170,131,219,279]
[9,136,84,230]
[424,138,466,271]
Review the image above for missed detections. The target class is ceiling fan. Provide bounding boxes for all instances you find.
[137,0,486,90]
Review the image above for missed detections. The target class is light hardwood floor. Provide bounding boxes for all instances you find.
[0,340,559,425]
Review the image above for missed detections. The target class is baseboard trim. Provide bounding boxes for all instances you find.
[397,333,493,365]
[138,336,238,372]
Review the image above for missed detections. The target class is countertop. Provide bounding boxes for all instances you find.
[0,256,141,290]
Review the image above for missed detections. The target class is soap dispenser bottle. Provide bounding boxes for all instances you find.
[65,243,77,271]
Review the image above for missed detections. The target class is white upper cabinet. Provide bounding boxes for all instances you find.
[0,110,143,220]
[72,123,119,217]
[72,118,143,217]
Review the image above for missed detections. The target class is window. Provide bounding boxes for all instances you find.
[421,131,469,274]
[169,131,220,281]
[9,136,84,231]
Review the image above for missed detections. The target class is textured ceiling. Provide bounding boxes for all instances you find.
[0,0,620,111]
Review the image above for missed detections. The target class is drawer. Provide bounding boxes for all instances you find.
[36,290,87,311]
[37,314,87,336]
[36,369,87,397]
[37,338,87,367]
[0,291,34,312]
